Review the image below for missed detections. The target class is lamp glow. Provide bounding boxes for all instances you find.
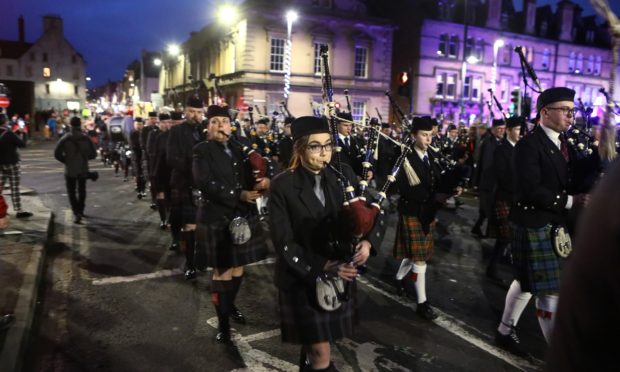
[466,55,479,64]
[167,44,180,56]
[218,4,239,24]
[494,39,505,49]
[286,10,298,23]
[153,58,162,66]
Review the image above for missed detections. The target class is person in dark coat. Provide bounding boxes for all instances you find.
[0,114,32,218]
[494,87,589,357]
[546,159,620,372]
[130,117,146,198]
[332,112,368,179]
[142,111,159,208]
[269,116,384,372]
[471,119,505,237]
[486,116,522,282]
[149,113,169,230]
[54,117,97,224]
[276,117,294,169]
[193,105,269,344]
[167,96,205,279]
[376,122,398,207]
[393,116,459,321]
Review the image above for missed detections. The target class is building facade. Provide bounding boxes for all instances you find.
[160,0,395,122]
[0,15,87,115]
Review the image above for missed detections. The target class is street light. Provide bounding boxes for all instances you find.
[167,44,180,56]
[86,76,91,81]
[283,9,298,104]
[217,4,239,24]
[153,58,162,67]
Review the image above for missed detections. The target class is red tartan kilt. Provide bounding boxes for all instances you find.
[393,215,435,261]
[488,200,511,240]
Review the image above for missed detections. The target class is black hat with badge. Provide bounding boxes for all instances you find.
[158,113,171,121]
[492,119,506,127]
[506,116,524,129]
[411,116,433,132]
[148,111,157,118]
[381,122,390,129]
[134,117,143,123]
[536,87,575,113]
[205,105,231,120]
[338,112,353,122]
[186,95,204,109]
[170,112,184,121]
[291,116,330,142]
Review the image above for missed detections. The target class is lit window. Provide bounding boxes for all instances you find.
[541,49,550,70]
[465,37,474,59]
[448,35,458,58]
[43,67,51,77]
[446,73,456,98]
[575,53,583,74]
[568,51,576,72]
[436,73,445,97]
[438,34,448,56]
[270,38,285,72]
[594,56,602,75]
[314,42,328,75]
[352,101,366,122]
[354,46,368,78]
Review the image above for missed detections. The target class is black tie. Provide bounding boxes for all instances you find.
[423,154,430,168]
[344,137,350,149]
[223,142,233,158]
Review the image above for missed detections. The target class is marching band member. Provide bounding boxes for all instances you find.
[333,113,368,180]
[193,105,269,343]
[269,116,383,372]
[495,87,589,356]
[149,113,170,230]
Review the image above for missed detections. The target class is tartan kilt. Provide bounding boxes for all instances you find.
[195,215,268,269]
[170,188,196,225]
[487,200,511,240]
[510,223,561,296]
[393,215,435,261]
[278,281,356,344]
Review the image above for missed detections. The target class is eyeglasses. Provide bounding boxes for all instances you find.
[306,142,333,154]
[546,106,577,116]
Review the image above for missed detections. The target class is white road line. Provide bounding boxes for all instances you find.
[357,276,541,371]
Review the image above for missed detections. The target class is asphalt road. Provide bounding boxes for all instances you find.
[20,141,546,372]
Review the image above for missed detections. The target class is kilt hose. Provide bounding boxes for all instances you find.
[511,223,561,296]
[394,214,435,261]
[195,216,268,269]
[1,163,23,212]
[278,281,356,344]
[487,199,511,241]
[170,188,196,225]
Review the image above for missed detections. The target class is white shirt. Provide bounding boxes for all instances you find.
[414,147,428,162]
[507,138,516,147]
[540,123,573,209]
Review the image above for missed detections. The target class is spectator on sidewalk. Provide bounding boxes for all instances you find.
[0,114,32,219]
[54,117,97,224]
[0,185,16,333]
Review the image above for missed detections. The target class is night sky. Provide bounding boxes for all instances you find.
[1,0,619,89]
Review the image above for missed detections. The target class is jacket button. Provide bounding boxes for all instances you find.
[305,265,311,271]
[292,256,299,263]
[230,190,234,194]
[283,246,288,251]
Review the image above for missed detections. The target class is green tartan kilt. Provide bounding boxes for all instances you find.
[511,223,561,296]
[393,215,435,261]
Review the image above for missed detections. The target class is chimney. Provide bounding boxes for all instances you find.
[486,0,502,29]
[524,0,536,34]
[43,15,64,35]
[557,1,575,41]
[18,15,25,43]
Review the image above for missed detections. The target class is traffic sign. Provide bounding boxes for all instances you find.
[0,96,10,108]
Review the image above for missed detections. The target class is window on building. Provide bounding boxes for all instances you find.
[314,42,328,75]
[269,37,285,72]
[6,65,13,76]
[30,52,35,62]
[586,30,595,43]
[352,101,366,122]
[436,71,458,99]
[25,66,32,78]
[501,11,509,29]
[568,51,576,72]
[471,75,482,100]
[586,55,594,74]
[43,67,51,77]
[438,0,456,20]
[575,53,583,73]
[436,73,445,97]
[501,44,511,65]
[594,56,602,75]
[463,76,471,99]
[354,46,368,78]
[465,37,474,59]
[541,49,550,70]
[42,53,48,62]
[526,46,534,64]
[45,84,50,94]
[583,86,592,104]
[540,21,548,36]
[446,73,456,98]
[438,34,448,56]
[74,85,79,95]
[475,39,484,61]
[448,35,458,58]
[500,76,511,102]
[72,55,77,64]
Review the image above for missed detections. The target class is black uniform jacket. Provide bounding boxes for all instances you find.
[396,148,442,228]
[376,136,398,178]
[269,164,385,290]
[167,121,204,190]
[153,131,172,188]
[510,125,570,228]
[141,124,156,152]
[478,135,502,192]
[492,140,515,202]
[277,136,293,169]
[130,130,142,153]
[335,135,365,176]
[192,139,254,225]
[146,128,161,169]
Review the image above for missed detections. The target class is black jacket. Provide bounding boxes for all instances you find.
[153,131,172,188]
[334,135,365,176]
[397,148,442,229]
[277,136,293,169]
[0,126,26,165]
[478,135,502,192]
[269,164,385,290]
[192,139,255,224]
[141,124,156,152]
[54,129,97,178]
[146,128,161,169]
[376,136,398,178]
[492,140,515,202]
[167,121,204,190]
[510,125,570,228]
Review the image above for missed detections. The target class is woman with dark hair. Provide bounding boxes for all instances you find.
[269,116,384,372]
[192,105,269,344]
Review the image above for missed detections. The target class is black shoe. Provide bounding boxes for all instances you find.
[495,329,528,357]
[230,306,246,324]
[150,203,158,210]
[169,242,180,251]
[471,226,483,238]
[16,211,33,219]
[74,215,82,224]
[416,301,438,320]
[184,269,196,280]
[137,193,143,200]
[159,221,167,230]
[0,314,15,332]
[216,331,232,344]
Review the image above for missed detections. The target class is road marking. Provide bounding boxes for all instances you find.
[357,276,541,371]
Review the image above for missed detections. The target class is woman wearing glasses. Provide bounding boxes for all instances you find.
[269,116,383,372]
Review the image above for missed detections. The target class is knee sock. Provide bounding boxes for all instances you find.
[412,263,427,304]
[231,275,243,309]
[181,230,195,270]
[535,294,559,343]
[211,279,234,336]
[156,199,166,222]
[498,280,532,335]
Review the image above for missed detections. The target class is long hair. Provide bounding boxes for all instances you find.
[288,135,310,170]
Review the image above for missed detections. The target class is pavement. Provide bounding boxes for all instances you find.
[0,187,54,372]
